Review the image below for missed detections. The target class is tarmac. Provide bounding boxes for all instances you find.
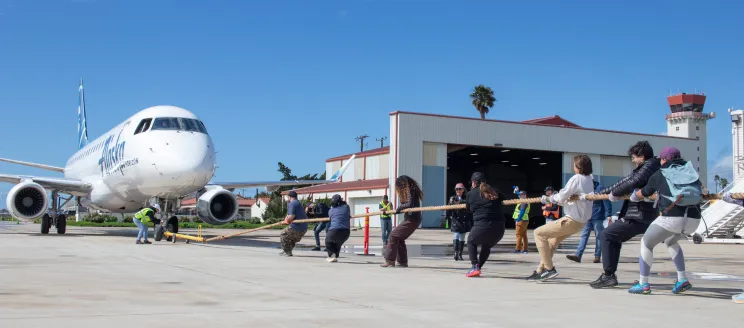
[1,221,742,327]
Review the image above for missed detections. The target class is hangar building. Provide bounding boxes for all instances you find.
[287,93,714,229]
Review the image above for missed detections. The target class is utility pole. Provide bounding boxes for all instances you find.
[355,135,369,152]
[376,137,387,148]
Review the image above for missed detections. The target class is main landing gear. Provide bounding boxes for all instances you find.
[41,190,67,235]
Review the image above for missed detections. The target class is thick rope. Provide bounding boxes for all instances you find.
[190,193,744,243]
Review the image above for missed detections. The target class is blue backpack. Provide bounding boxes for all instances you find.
[659,161,703,208]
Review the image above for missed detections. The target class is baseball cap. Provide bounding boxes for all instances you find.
[659,147,681,161]
[288,191,298,198]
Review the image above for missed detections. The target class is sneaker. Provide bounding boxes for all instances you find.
[513,249,521,254]
[732,292,744,304]
[311,246,321,251]
[526,271,542,281]
[628,281,652,294]
[466,264,481,277]
[143,240,152,244]
[279,251,293,257]
[566,255,581,263]
[539,267,559,281]
[136,240,143,244]
[593,257,601,263]
[521,251,528,255]
[326,256,337,263]
[671,279,692,294]
[590,273,618,289]
[380,261,395,267]
[397,262,408,268]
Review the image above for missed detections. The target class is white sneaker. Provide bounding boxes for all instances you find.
[326,256,337,263]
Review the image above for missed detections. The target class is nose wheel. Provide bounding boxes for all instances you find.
[154,216,179,242]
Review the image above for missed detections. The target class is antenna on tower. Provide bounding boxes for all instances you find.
[354,135,369,152]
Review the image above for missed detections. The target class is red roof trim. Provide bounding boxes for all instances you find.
[388,111,692,140]
[326,146,390,162]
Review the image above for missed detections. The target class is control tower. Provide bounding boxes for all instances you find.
[665,92,715,187]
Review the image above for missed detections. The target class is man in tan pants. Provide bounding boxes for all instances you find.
[525,154,595,281]
[512,190,530,254]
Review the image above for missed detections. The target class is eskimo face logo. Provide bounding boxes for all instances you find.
[99,122,131,176]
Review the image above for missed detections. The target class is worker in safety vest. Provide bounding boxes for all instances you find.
[379,195,394,246]
[512,188,530,254]
[133,204,160,244]
[542,186,560,223]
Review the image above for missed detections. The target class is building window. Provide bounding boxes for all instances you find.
[698,157,700,162]
[676,126,680,131]
[697,147,699,151]
[696,126,699,131]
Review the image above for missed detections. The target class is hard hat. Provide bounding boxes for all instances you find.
[152,204,161,212]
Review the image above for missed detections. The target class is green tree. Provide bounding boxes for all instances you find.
[470,84,496,119]
[720,177,730,190]
[262,161,327,220]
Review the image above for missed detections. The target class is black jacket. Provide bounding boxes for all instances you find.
[598,157,661,224]
[640,159,702,219]
[446,194,472,233]
[465,187,505,229]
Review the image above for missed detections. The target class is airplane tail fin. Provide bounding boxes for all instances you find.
[77,79,89,150]
[328,154,355,182]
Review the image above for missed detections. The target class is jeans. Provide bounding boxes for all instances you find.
[380,218,392,245]
[314,222,328,247]
[133,218,148,241]
[600,218,650,275]
[575,219,605,259]
[453,232,466,241]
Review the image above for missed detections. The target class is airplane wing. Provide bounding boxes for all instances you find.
[0,157,65,173]
[0,174,92,193]
[210,154,355,191]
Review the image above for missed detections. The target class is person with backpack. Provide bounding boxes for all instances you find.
[312,201,330,251]
[627,146,701,295]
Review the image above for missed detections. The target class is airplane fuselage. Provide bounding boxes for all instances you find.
[63,105,216,212]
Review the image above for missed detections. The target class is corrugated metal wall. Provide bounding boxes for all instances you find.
[391,112,703,224]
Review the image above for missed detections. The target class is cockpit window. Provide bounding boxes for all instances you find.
[151,117,182,131]
[179,118,200,132]
[134,118,152,135]
[147,117,209,135]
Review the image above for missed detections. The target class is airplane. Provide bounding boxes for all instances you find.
[0,79,354,240]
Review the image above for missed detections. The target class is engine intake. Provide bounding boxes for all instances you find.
[6,181,48,221]
[196,187,239,225]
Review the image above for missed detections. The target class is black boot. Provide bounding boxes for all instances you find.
[458,240,465,261]
[453,239,459,260]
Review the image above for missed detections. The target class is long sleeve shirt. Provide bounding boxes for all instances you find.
[549,174,594,223]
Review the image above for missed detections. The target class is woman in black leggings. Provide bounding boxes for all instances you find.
[325,194,352,262]
[464,172,506,277]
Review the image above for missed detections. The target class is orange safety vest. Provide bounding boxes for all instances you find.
[543,204,560,219]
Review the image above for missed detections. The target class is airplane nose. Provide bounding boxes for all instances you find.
[153,134,215,184]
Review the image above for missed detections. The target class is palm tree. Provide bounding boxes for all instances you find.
[470,84,496,119]
[714,174,722,192]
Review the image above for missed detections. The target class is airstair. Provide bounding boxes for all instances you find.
[692,177,744,244]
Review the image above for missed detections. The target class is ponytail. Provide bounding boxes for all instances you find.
[479,182,499,200]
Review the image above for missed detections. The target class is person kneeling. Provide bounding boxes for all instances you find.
[325,194,351,262]
[526,155,594,281]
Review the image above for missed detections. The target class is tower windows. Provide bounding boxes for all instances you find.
[696,126,699,131]
[676,126,680,131]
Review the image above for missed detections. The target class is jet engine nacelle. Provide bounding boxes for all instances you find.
[196,186,239,225]
[6,181,48,221]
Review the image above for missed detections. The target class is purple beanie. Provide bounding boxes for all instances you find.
[659,147,681,160]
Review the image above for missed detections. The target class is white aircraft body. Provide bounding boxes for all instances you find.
[0,80,353,237]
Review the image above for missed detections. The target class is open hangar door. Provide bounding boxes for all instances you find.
[446,145,563,229]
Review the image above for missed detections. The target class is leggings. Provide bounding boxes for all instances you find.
[325,229,350,258]
[467,224,505,269]
[453,232,466,241]
[639,216,699,284]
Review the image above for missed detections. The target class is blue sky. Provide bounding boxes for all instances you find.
[1,0,742,205]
